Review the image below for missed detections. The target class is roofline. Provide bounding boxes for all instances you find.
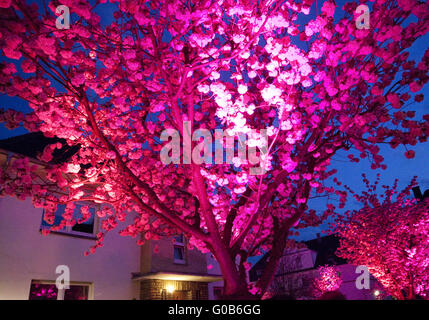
[274,260,348,278]
[0,148,102,192]
[249,233,342,273]
[132,271,223,283]
[0,147,49,167]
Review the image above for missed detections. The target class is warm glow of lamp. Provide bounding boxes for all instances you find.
[166,285,175,293]
[373,290,380,297]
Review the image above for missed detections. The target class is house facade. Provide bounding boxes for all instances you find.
[206,252,225,300]
[0,193,141,300]
[132,235,222,300]
[0,133,389,300]
[249,234,384,300]
[0,133,221,300]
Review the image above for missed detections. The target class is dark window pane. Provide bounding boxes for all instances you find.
[174,246,184,260]
[71,220,94,234]
[41,204,66,229]
[41,204,95,235]
[70,205,95,234]
[64,285,89,300]
[214,287,223,300]
[29,283,58,300]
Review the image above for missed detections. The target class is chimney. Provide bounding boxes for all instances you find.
[413,186,423,200]
[413,186,429,201]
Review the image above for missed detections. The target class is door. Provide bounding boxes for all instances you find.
[172,290,192,300]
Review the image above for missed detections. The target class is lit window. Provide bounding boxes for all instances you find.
[28,282,57,300]
[40,203,97,237]
[173,234,186,264]
[29,280,90,300]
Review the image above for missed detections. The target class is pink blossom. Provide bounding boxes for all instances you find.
[71,73,85,87]
[321,1,336,18]
[0,0,11,8]
[261,85,282,103]
[387,93,401,109]
[66,163,81,174]
[409,82,422,93]
[405,150,415,159]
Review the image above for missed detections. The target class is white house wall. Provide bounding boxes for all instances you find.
[0,196,140,300]
[336,264,381,300]
[272,248,383,300]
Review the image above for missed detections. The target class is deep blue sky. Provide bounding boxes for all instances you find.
[1,0,428,243]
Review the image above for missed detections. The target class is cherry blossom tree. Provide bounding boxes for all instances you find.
[312,265,342,298]
[0,0,429,298]
[334,175,429,300]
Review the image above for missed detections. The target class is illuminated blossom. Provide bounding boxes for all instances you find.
[0,0,428,299]
[313,265,342,297]
[335,176,429,300]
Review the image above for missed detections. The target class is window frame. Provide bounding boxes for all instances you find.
[213,286,224,300]
[173,234,187,265]
[40,201,100,239]
[29,280,94,300]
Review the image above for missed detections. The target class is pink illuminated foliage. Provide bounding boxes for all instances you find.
[0,0,429,297]
[29,283,57,300]
[334,175,429,300]
[313,265,342,297]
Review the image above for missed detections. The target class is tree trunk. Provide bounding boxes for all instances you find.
[256,229,289,296]
[210,243,253,299]
[408,284,415,300]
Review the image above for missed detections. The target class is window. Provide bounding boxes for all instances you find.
[28,282,57,300]
[293,256,303,271]
[295,277,303,288]
[63,285,89,300]
[173,234,186,264]
[29,280,91,300]
[213,286,224,300]
[161,289,167,300]
[40,203,97,238]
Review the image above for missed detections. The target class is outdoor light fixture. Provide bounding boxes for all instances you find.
[166,285,175,293]
[373,290,380,297]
